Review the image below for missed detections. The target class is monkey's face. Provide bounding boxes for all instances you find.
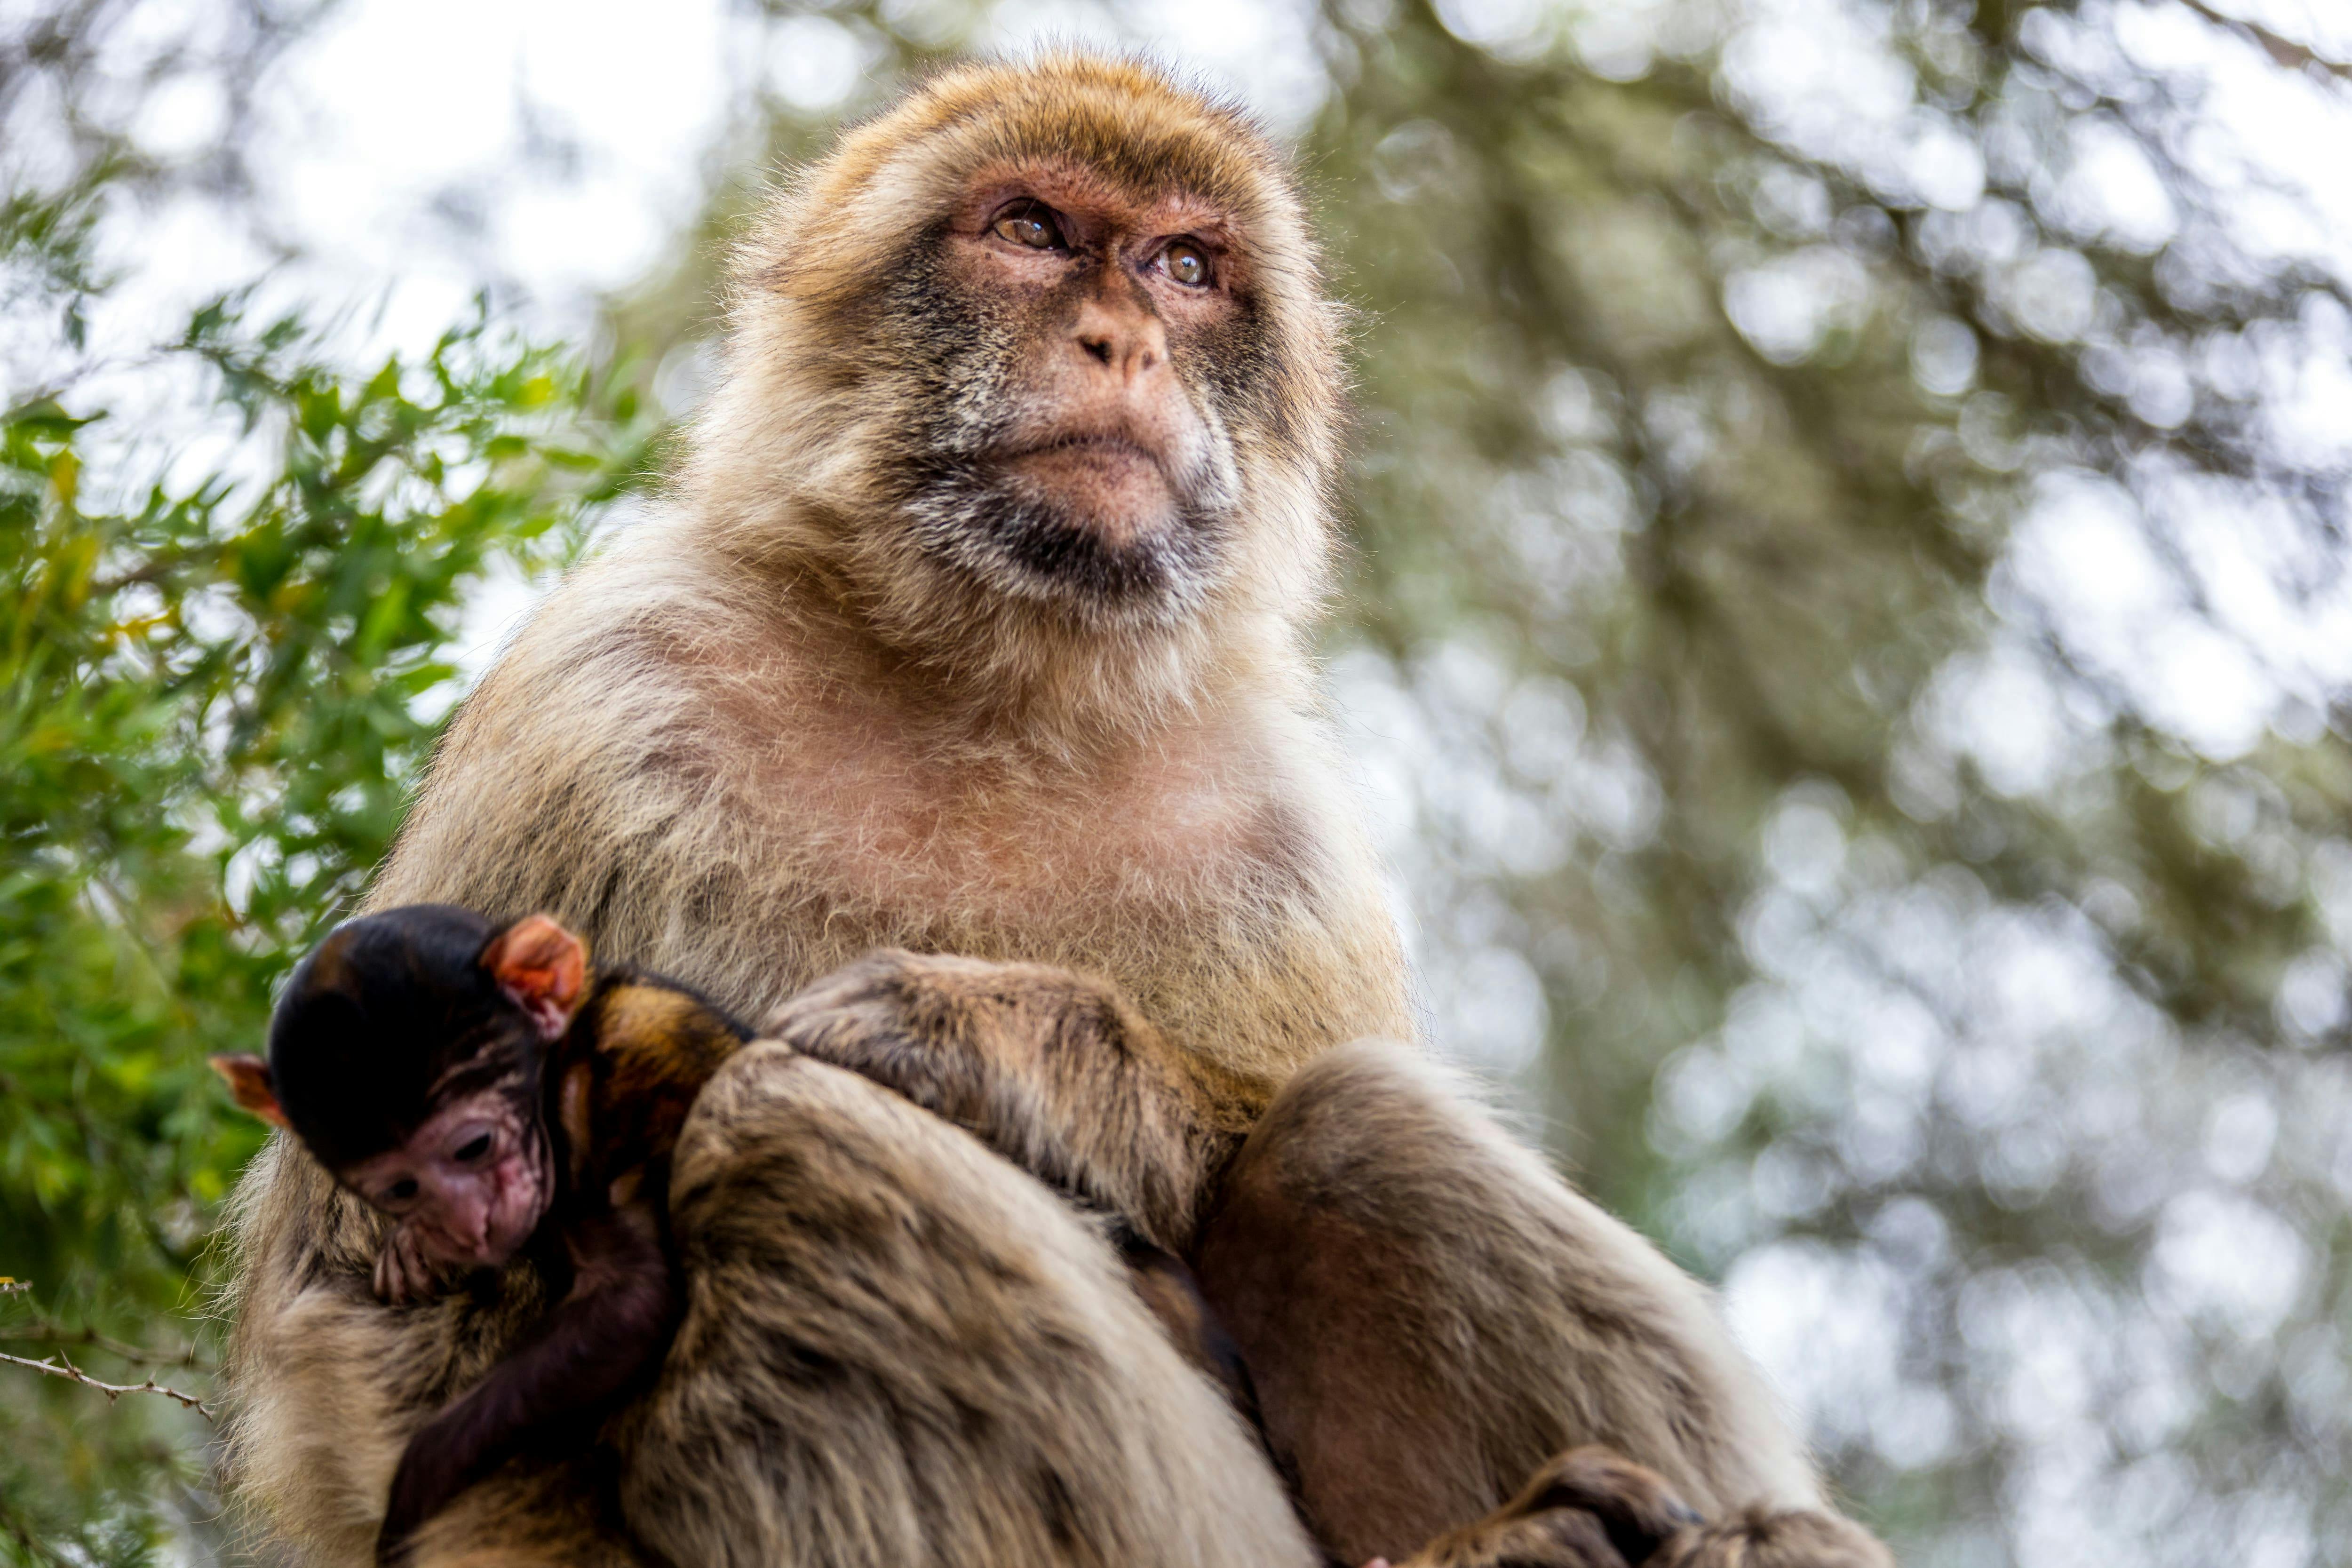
[875,170,1260,629]
[725,57,1345,676]
[338,1086,553,1271]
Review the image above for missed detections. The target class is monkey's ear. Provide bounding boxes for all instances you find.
[482,915,589,1040]
[209,1054,291,1128]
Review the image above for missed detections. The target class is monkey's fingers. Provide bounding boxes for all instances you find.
[1646,1506,1893,1568]
[373,1227,448,1307]
[1503,1446,1705,1562]
[1390,1505,1635,1568]
[758,953,977,1117]
[372,1243,410,1305]
[757,950,922,1040]
[1389,1447,1705,1568]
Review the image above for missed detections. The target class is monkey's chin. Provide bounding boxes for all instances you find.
[905,472,1220,627]
[984,505,1207,621]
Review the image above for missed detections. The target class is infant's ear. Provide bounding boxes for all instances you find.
[482,915,589,1040]
[210,1054,292,1128]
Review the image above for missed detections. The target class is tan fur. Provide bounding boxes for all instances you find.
[765,960,1859,1564]
[221,51,1880,1568]
[619,1044,1311,1568]
[1388,1445,1884,1568]
[1651,1505,1895,1568]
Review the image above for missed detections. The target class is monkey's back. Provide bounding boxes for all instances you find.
[556,973,750,1201]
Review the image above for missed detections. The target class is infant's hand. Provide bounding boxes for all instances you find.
[372,1220,446,1306]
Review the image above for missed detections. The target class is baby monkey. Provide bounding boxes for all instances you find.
[211,904,746,1561]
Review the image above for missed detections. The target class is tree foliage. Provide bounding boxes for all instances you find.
[0,114,648,1558]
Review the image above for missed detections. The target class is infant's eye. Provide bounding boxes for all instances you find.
[992,201,1066,250]
[1161,241,1210,287]
[454,1133,493,1164]
[381,1178,419,1206]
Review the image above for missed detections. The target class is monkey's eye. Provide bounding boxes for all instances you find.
[992,201,1066,251]
[1160,241,1211,288]
[381,1178,419,1207]
[453,1132,493,1164]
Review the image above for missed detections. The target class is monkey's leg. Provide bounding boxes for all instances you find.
[1191,1040,1889,1568]
[614,1041,1318,1568]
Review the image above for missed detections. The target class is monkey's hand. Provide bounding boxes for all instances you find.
[1647,1506,1893,1568]
[1386,1446,1705,1568]
[373,1218,450,1306]
[763,949,1223,1252]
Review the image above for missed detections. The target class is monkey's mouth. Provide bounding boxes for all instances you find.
[993,435,1179,545]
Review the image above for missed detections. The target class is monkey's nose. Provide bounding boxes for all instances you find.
[448,1195,493,1253]
[1071,297,1165,381]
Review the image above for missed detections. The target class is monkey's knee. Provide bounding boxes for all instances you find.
[1193,1041,1528,1558]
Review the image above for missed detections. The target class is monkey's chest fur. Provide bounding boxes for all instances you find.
[381,616,1403,1081]
[721,707,1361,1066]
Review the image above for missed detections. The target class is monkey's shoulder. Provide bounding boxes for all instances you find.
[554,974,751,1195]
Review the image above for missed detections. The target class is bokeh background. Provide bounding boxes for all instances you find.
[7,0,2352,1561]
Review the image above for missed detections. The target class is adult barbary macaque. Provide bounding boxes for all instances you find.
[224,53,1890,1568]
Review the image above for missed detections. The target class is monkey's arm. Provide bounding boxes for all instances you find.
[764,950,1243,1253]
[376,1199,673,1563]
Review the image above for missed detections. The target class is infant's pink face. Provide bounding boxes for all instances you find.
[340,1088,549,1270]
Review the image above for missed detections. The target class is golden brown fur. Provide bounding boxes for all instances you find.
[763,961,1887,1567]
[1200,1043,1812,1553]
[222,51,1887,1568]
[621,1044,1310,1568]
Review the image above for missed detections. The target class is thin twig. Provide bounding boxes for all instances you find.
[0,1349,214,1421]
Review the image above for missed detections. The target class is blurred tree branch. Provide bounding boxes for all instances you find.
[2174,0,2352,82]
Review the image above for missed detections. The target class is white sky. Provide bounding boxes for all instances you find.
[134,0,1326,357]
